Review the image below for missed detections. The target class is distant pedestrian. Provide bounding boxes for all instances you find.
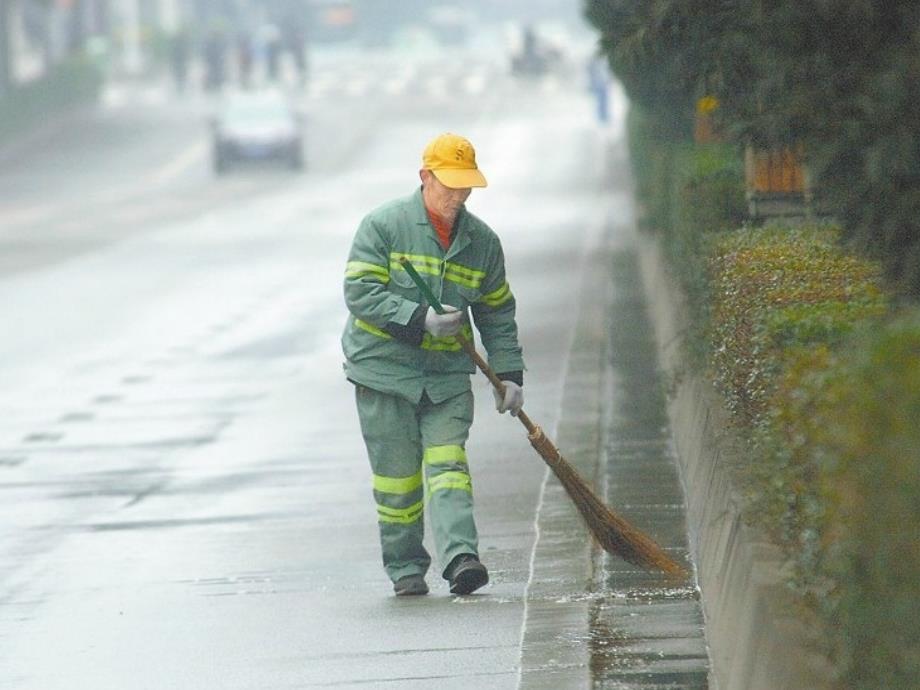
[588,54,611,124]
[236,32,253,87]
[285,25,309,86]
[168,27,190,92]
[203,26,227,91]
[341,133,525,596]
[259,23,282,82]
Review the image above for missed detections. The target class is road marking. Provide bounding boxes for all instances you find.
[148,140,208,187]
[305,63,496,100]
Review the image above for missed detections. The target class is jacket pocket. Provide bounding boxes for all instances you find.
[389,268,416,288]
[456,286,482,308]
[388,267,422,299]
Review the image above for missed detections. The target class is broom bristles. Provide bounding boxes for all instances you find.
[529,427,687,577]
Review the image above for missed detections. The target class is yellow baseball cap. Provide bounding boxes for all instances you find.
[421,133,488,189]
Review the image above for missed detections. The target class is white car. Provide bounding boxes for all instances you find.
[210,89,304,174]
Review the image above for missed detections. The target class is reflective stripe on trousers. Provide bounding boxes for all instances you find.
[354,384,478,584]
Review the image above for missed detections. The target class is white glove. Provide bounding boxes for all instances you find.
[493,381,524,416]
[424,305,464,337]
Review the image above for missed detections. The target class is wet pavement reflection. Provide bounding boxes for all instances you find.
[591,248,710,688]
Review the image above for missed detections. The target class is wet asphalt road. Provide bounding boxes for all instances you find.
[0,28,708,690]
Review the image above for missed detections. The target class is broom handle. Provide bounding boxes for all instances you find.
[399,257,538,435]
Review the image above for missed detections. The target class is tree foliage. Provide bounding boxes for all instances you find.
[585,0,920,296]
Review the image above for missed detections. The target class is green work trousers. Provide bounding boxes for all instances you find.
[354,384,479,583]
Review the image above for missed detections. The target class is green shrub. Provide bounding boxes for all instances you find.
[707,226,886,427]
[751,345,836,571]
[771,313,920,689]
[706,225,881,551]
[705,225,920,688]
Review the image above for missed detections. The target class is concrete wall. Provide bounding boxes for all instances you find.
[636,234,834,690]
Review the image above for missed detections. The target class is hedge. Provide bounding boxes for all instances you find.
[705,224,884,569]
[769,314,920,689]
[703,222,920,690]
[707,226,887,430]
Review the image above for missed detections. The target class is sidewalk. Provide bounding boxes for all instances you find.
[519,217,709,687]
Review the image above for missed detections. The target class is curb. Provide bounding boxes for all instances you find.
[636,232,835,690]
[517,214,611,689]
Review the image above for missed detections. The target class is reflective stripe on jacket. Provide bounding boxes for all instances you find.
[342,187,525,403]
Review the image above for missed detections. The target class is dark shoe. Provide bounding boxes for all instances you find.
[393,574,429,596]
[445,554,489,595]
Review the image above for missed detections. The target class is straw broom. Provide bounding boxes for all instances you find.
[400,258,686,577]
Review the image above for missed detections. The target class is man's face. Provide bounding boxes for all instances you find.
[420,170,472,221]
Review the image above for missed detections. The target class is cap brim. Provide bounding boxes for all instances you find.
[431,168,488,189]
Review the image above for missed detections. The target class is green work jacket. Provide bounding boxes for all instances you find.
[342,187,525,403]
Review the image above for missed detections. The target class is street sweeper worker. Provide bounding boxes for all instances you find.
[341,132,525,596]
